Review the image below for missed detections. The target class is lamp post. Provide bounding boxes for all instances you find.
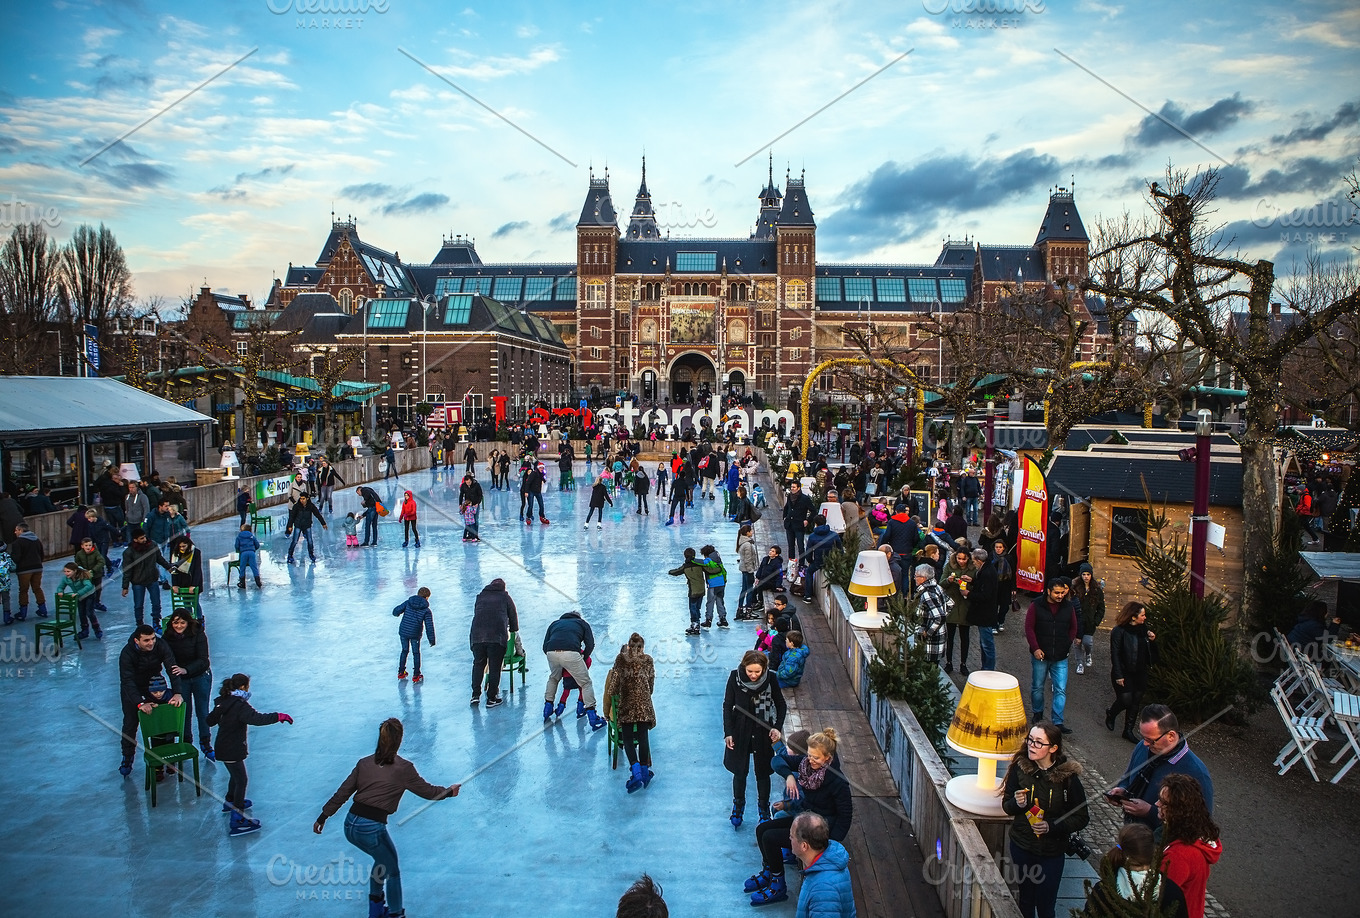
[1190,408,1212,598]
[984,400,996,523]
[906,393,917,467]
[421,295,433,403]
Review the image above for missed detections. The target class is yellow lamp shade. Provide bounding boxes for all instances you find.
[946,671,1028,758]
[294,441,310,457]
[847,550,896,599]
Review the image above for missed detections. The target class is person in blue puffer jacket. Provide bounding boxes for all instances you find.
[393,587,436,683]
[791,812,855,918]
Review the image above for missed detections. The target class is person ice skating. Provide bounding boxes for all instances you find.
[586,474,613,529]
[616,874,669,918]
[168,534,204,621]
[463,443,477,475]
[723,650,787,829]
[116,624,183,778]
[603,633,657,793]
[554,657,593,719]
[236,487,250,529]
[393,587,436,683]
[206,672,293,836]
[11,523,46,621]
[469,579,518,708]
[1002,721,1089,918]
[655,461,669,497]
[317,458,345,514]
[357,486,382,546]
[524,460,548,525]
[736,525,758,616]
[664,466,688,525]
[632,464,650,515]
[745,731,853,906]
[231,523,262,589]
[316,719,460,918]
[163,609,213,759]
[72,537,106,637]
[541,610,606,729]
[54,561,94,634]
[285,493,327,563]
[121,527,171,631]
[384,441,400,480]
[398,490,420,547]
[668,547,707,636]
[342,513,360,548]
[699,545,730,628]
[460,474,484,542]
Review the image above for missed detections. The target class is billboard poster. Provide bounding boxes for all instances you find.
[84,323,99,377]
[254,473,294,502]
[669,302,715,344]
[1015,458,1049,593]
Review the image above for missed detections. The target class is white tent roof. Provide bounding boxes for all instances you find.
[0,377,213,436]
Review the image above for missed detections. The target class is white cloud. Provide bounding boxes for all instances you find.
[433,46,561,80]
[82,27,121,50]
[516,24,539,38]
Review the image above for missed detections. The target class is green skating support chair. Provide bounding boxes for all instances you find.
[35,593,81,653]
[138,702,201,808]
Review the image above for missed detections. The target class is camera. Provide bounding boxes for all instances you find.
[1066,833,1093,860]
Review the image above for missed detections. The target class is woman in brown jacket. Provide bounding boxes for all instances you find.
[603,632,657,793]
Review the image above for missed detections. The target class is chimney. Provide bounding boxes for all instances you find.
[1271,302,1281,317]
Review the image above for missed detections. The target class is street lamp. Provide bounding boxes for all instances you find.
[421,295,434,403]
[1186,408,1213,599]
[984,400,996,523]
[906,393,917,467]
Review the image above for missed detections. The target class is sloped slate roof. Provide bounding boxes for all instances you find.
[429,239,483,266]
[1047,452,1243,505]
[978,245,1045,282]
[615,239,778,273]
[1034,190,1089,244]
[578,177,618,227]
[0,377,213,435]
[778,177,815,227]
[272,292,341,332]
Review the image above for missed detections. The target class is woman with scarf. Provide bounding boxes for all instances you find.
[603,633,657,793]
[722,650,786,830]
[743,728,853,906]
[168,534,204,622]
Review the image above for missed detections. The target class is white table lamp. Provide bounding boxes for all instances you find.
[847,549,896,630]
[819,501,846,534]
[220,450,240,480]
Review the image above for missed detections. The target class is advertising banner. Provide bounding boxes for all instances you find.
[1015,458,1049,593]
[84,323,99,377]
[254,473,294,502]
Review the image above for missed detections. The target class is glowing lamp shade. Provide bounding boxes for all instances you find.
[118,463,140,483]
[847,549,896,630]
[819,501,846,534]
[220,450,240,480]
[944,671,1029,816]
[294,441,310,459]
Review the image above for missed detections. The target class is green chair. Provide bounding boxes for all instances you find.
[225,555,241,583]
[171,587,201,620]
[496,632,528,696]
[606,695,623,770]
[35,593,81,653]
[248,501,272,535]
[137,702,201,808]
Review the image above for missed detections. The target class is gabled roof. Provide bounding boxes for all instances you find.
[777,174,815,228]
[272,292,341,332]
[1048,451,1242,505]
[285,266,324,286]
[0,377,214,436]
[315,218,359,266]
[935,239,976,268]
[577,173,618,228]
[1034,188,1089,244]
[977,245,1045,283]
[294,313,352,345]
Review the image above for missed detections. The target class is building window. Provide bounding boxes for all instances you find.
[790,348,802,359]
[591,347,602,359]
[785,280,807,306]
[339,289,353,313]
[235,341,249,357]
[585,282,606,305]
[591,325,601,339]
[791,326,802,340]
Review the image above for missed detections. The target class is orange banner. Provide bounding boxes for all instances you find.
[1015,458,1049,593]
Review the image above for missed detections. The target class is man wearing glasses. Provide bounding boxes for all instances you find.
[1023,576,1080,734]
[1105,703,1214,832]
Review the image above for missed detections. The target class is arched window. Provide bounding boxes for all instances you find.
[339,289,353,313]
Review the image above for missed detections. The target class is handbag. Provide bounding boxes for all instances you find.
[750,503,763,522]
[375,500,389,517]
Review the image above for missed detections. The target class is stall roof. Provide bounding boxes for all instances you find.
[0,377,213,435]
[1300,552,1360,582]
[1047,451,1243,505]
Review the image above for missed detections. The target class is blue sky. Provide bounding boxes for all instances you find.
[1,0,1356,308]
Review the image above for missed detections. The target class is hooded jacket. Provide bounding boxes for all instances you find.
[10,530,44,573]
[1161,837,1222,918]
[207,691,281,762]
[118,633,184,708]
[1001,753,1089,857]
[121,540,169,588]
[73,546,107,584]
[588,481,613,509]
[399,492,418,521]
[393,594,436,644]
[469,579,519,646]
[795,842,855,918]
[804,524,841,569]
[668,558,707,598]
[124,489,150,525]
[737,533,759,574]
[543,610,594,657]
[168,542,203,591]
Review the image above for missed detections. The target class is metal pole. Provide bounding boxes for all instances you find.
[1191,409,1212,598]
[907,398,916,467]
[984,406,996,523]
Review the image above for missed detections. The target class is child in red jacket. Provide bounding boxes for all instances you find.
[399,490,420,547]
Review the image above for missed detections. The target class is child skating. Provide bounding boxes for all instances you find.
[668,548,707,636]
[54,561,96,639]
[234,524,262,589]
[206,672,294,836]
[393,587,436,683]
[342,512,359,548]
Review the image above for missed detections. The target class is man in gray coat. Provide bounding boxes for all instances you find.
[469,578,518,708]
[123,481,150,544]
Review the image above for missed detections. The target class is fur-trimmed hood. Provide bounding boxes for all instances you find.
[1014,753,1083,782]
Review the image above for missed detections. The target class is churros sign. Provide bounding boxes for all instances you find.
[1015,458,1048,592]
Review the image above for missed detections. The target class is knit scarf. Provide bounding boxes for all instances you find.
[798,756,829,791]
[738,668,777,727]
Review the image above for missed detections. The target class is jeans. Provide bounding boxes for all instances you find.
[687,594,703,625]
[785,526,806,562]
[525,491,544,522]
[319,485,334,514]
[705,585,727,624]
[399,635,422,677]
[362,508,379,544]
[182,671,212,745]
[1030,657,1069,724]
[965,496,980,525]
[77,594,99,631]
[472,640,506,698]
[668,490,686,520]
[636,493,648,513]
[586,506,605,524]
[288,527,315,559]
[384,459,399,480]
[738,571,756,610]
[344,813,402,914]
[977,625,996,670]
[131,582,163,626]
[239,550,259,581]
[1009,840,1066,918]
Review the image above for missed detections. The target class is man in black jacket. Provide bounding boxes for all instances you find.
[285,494,327,563]
[356,485,381,546]
[965,548,1000,671]
[469,578,519,707]
[877,501,920,557]
[782,481,815,562]
[523,462,548,525]
[122,527,171,630]
[117,624,184,776]
[541,611,604,729]
[316,459,345,514]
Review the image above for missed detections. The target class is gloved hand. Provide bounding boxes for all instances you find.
[278,713,294,724]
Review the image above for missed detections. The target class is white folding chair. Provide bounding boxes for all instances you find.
[1327,691,1360,784]
[1299,658,1345,719]
[1273,631,1308,700]
[1272,683,1329,781]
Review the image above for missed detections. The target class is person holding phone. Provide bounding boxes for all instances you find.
[1001,722,1089,918]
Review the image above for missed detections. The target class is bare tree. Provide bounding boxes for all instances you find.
[1137,312,1216,425]
[1086,165,1360,614]
[306,345,382,448]
[57,224,134,367]
[0,223,61,374]
[196,318,304,456]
